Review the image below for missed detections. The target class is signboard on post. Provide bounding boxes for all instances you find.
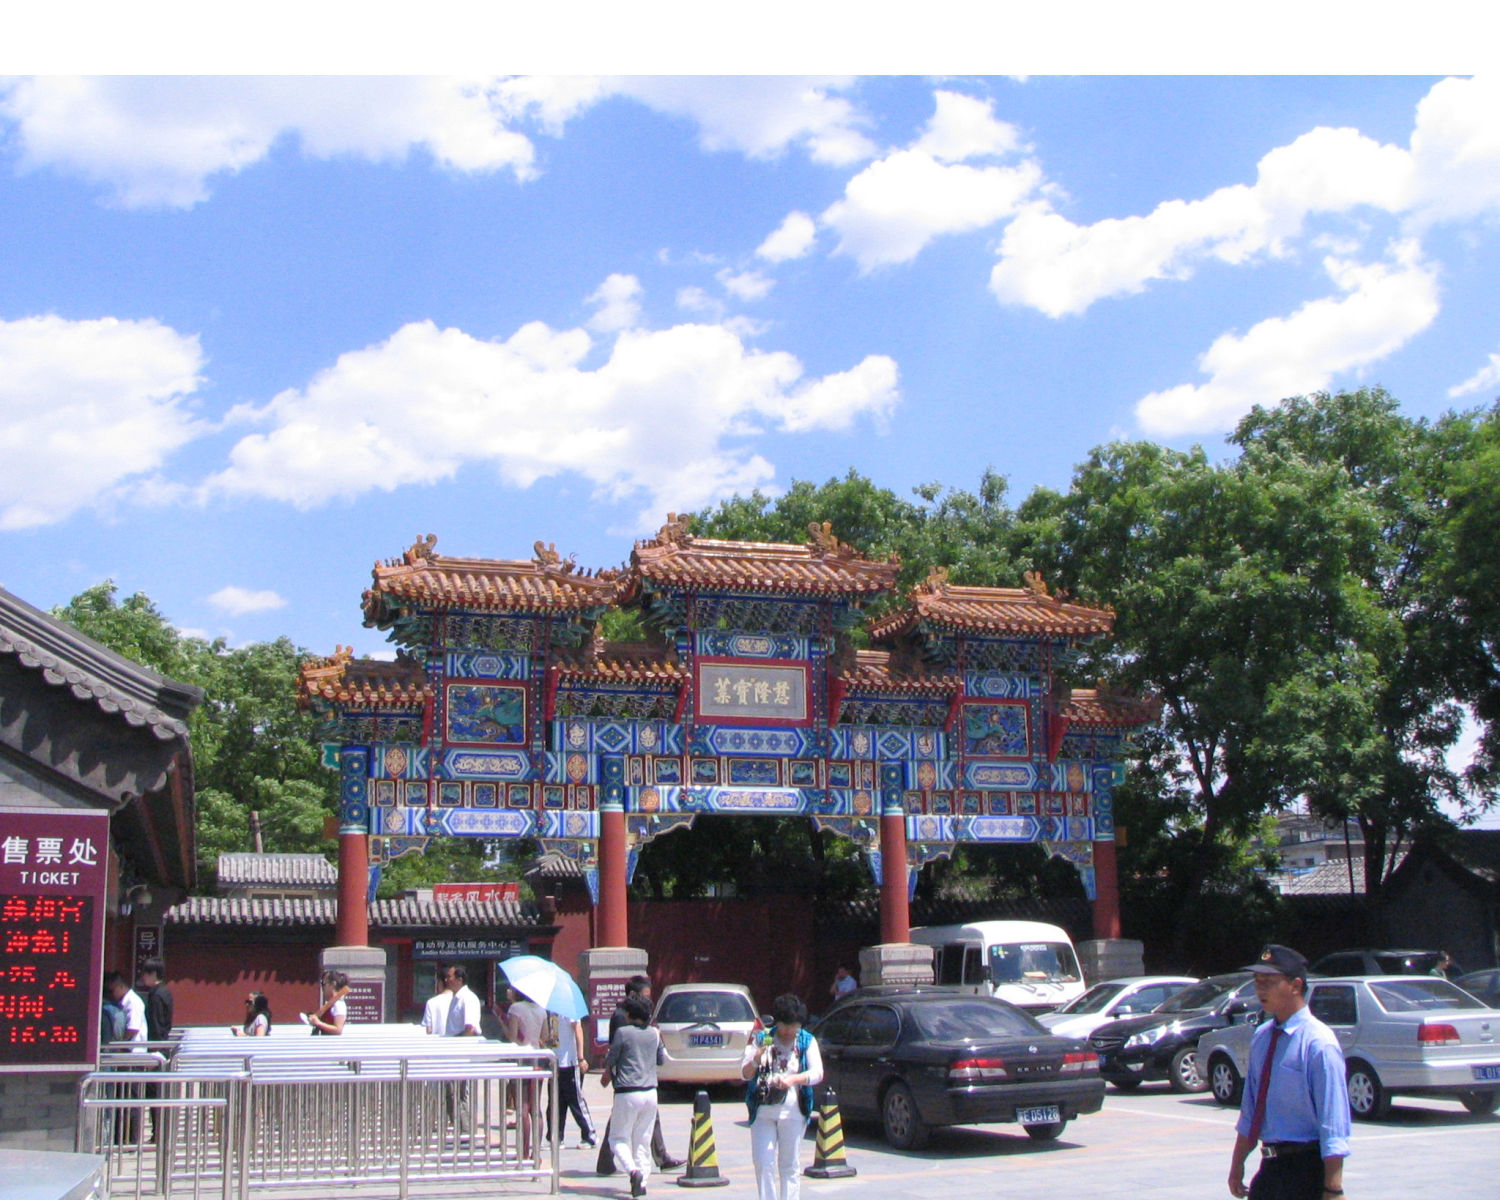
[0,809,111,1072]
[134,924,161,976]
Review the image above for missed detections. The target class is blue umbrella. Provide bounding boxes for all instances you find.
[500,954,589,1020]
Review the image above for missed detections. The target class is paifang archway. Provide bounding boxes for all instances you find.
[299,518,1157,955]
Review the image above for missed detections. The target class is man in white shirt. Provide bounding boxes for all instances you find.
[107,972,147,1044]
[423,965,481,1037]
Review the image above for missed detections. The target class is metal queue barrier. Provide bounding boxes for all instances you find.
[77,1030,559,1199]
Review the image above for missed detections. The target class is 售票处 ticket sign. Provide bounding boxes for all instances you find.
[0,808,110,1071]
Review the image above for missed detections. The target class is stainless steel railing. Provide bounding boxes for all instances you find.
[78,1039,559,1200]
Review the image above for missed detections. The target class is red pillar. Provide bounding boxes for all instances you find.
[1092,838,1121,940]
[598,806,629,948]
[335,831,369,947]
[879,812,910,945]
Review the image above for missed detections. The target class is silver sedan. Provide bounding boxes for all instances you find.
[1197,975,1500,1118]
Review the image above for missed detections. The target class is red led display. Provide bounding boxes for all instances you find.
[0,810,109,1072]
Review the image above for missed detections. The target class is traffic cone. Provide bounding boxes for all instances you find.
[677,1089,729,1187]
[804,1086,857,1179]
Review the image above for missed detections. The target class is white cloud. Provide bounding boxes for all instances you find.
[756,211,818,262]
[1135,242,1440,436]
[0,77,547,208]
[914,90,1021,163]
[718,268,773,302]
[1406,75,1500,224]
[207,586,287,616]
[816,87,1044,273]
[1449,350,1500,399]
[824,150,1044,271]
[0,315,204,529]
[587,274,644,332]
[675,286,720,317]
[0,76,883,210]
[203,310,899,526]
[613,77,876,165]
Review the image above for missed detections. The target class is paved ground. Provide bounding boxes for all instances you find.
[563,1074,1500,1200]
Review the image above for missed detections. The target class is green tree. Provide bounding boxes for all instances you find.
[53,582,338,888]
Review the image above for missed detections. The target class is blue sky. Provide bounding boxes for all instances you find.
[3,72,1499,678]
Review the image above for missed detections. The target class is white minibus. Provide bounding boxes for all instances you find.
[909,919,1085,1013]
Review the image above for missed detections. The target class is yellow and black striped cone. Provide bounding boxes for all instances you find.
[678,1089,729,1188]
[804,1086,857,1179]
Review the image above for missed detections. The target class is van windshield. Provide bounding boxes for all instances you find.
[989,941,1080,985]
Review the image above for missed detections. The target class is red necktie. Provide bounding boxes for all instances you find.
[1247,1023,1282,1144]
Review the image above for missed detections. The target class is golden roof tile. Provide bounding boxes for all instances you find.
[624,515,900,598]
[298,647,428,709]
[869,567,1115,641]
[363,534,623,620]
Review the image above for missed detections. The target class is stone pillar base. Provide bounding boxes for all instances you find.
[857,942,934,989]
[320,944,391,1024]
[1077,938,1144,986]
[578,946,649,1066]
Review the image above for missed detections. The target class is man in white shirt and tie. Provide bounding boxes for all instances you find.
[424,965,482,1037]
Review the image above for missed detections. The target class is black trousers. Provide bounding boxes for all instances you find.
[1249,1149,1325,1200]
[556,1066,595,1143]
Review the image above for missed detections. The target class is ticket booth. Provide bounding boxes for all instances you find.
[0,586,201,1152]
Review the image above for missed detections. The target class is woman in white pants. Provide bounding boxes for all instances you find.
[740,994,824,1200]
[604,995,664,1198]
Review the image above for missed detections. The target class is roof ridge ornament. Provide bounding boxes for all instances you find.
[1023,569,1050,599]
[920,564,951,594]
[404,534,438,565]
[807,520,853,558]
[533,540,578,574]
[656,512,693,547]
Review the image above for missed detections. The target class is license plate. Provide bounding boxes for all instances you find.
[1473,1064,1500,1082]
[689,1033,724,1047]
[1017,1105,1060,1126]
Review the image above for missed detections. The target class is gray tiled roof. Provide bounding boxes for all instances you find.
[218,852,338,888]
[164,894,543,929]
[1265,854,1405,896]
[525,850,584,880]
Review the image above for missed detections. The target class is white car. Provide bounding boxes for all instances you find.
[1038,976,1199,1039]
[1197,975,1500,1117]
[651,983,761,1086]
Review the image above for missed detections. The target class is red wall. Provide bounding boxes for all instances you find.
[165,941,324,1029]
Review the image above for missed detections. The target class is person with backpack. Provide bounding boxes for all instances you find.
[740,993,823,1200]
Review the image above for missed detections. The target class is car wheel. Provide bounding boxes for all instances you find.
[1024,1117,1068,1142]
[1346,1061,1391,1120]
[1460,1089,1500,1116]
[1168,1046,1207,1094]
[1208,1054,1243,1107]
[881,1081,930,1151]
[1109,1078,1142,1092]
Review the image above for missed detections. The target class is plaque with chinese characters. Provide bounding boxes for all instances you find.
[695,659,810,726]
[1,809,110,1071]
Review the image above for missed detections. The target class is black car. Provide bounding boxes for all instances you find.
[1087,972,1257,1093]
[1310,948,1457,977]
[1455,968,1500,1008]
[814,987,1104,1150]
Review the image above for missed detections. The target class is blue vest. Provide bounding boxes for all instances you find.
[744,1028,814,1120]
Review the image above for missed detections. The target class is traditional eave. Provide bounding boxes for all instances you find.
[869,568,1115,643]
[839,649,960,697]
[1056,687,1161,730]
[553,638,684,686]
[218,852,338,890]
[621,514,900,602]
[0,585,202,742]
[163,894,545,930]
[0,585,202,890]
[362,534,622,629]
[298,647,428,711]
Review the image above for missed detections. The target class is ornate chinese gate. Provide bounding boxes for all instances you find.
[300,518,1155,953]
